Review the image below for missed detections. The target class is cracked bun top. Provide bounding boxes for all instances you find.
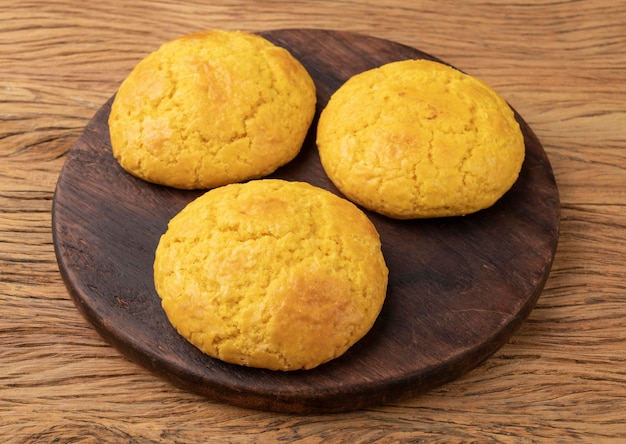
[108,30,316,189]
[316,59,525,219]
[153,179,388,371]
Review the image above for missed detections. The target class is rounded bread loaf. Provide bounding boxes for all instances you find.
[109,30,316,189]
[153,179,388,371]
[316,59,525,219]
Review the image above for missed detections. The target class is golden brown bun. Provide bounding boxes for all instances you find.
[317,59,525,219]
[109,30,316,189]
[153,179,388,371]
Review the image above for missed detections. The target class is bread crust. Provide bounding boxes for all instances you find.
[317,59,525,219]
[154,179,388,371]
[109,30,316,189]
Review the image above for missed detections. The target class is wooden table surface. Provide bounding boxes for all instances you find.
[1,1,624,442]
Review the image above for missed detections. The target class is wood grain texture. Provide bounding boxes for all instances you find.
[1,0,625,441]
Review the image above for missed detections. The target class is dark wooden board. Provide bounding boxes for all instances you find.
[52,29,560,413]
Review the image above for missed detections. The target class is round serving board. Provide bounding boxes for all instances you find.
[52,29,560,413]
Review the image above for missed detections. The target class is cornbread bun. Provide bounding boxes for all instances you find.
[317,59,525,219]
[109,30,316,189]
[153,179,388,371]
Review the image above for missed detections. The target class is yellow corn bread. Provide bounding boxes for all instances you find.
[109,30,316,189]
[153,179,388,371]
[316,59,525,219]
